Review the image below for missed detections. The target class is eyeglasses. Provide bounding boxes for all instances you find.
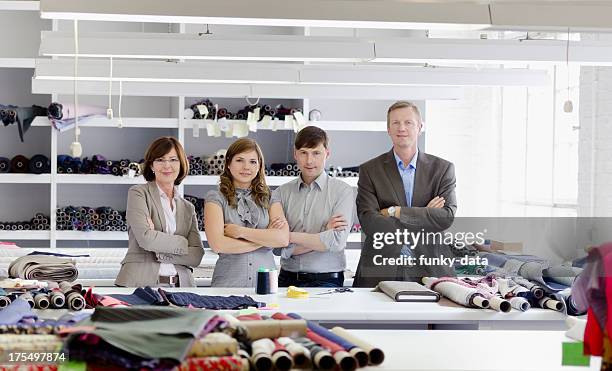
[153,158,180,166]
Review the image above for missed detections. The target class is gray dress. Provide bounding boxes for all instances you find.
[205,188,276,287]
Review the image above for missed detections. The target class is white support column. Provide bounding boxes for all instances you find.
[50,19,59,249]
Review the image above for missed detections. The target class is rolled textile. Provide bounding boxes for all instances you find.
[28,154,50,174]
[538,296,566,312]
[251,338,274,371]
[293,336,335,371]
[239,319,307,340]
[59,282,85,311]
[189,332,238,357]
[272,312,355,371]
[8,255,78,282]
[287,312,368,367]
[10,155,29,173]
[460,275,510,312]
[553,288,585,316]
[50,290,65,308]
[423,277,489,309]
[331,327,385,366]
[509,296,531,312]
[0,288,10,308]
[33,291,50,309]
[277,337,312,369]
[271,339,293,371]
[0,157,9,173]
[177,356,249,371]
[510,277,545,299]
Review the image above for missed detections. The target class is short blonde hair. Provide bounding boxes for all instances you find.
[387,101,422,128]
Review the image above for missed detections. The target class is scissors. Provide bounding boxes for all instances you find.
[316,288,354,295]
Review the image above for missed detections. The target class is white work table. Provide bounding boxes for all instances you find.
[91,287,568,330]
[354,330,599,370]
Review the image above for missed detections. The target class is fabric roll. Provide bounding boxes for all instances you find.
[49,290,65,308]
[0,157,9,173]
[10,155,29,173]
[331,327,385,366]
[423,277,488,309]
[189,332,238,357]
[293,336,336,371]
[276,337,312,369]
[508,296,531,312]
[59,282,85,311]
[271,312,355,371]
[287,312,368,367]
[178,356,249,371]
[538,296,566,312]
[251,338,274,371]
[239,319,307,340]
[553,288,585,316]
[271,339,293,371]
[28,154,50,174]
[33,292,49,309]
[8,255,78,282]
[0,288,10,308]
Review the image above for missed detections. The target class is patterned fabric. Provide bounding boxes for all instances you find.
[177,356,247,371]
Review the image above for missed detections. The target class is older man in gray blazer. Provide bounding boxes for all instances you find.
[353,101,457,287]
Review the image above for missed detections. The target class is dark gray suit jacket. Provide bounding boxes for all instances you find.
[115,182,204,287]
[353,149,457,287]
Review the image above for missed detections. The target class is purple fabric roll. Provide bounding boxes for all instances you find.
[287,312,357,351]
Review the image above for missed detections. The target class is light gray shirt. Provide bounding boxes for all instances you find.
[205,188,276,287]
[271,171,354,273]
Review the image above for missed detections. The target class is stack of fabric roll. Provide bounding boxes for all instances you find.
[184,98,303,122]
[0,213,50,231]
[205,149,227,176]
[266,163,300,177]
[184,194,205,231]
[422,272,580,314]
[57,154,143,177]
[58,305,385,371]
[56,206,127,232]
[0,280,86,311]
[0,154,50,174]
[327,165,360,178]
[187,155,208,176]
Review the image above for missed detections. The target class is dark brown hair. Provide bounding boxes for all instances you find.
[387,101,422,129]
[142,136,189,185]
[219,138,270,209]
[294,125,328,149]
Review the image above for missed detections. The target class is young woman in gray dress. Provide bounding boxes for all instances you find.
[205,138,289,287]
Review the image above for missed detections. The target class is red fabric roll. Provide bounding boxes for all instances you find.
[178,356,245,371]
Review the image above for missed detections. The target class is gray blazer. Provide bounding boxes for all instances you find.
[353,149,457,287]
[115,182,204,287]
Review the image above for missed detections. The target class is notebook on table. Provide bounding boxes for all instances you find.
[374,281,441,302]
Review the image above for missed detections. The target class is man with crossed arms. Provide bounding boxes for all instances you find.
[271,126,354,287]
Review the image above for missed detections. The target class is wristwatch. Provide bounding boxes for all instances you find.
[388,206,397,218]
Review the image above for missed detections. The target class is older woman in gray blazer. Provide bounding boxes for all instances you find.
[115,136,204,287]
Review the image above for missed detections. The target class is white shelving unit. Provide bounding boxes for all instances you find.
[0,174,51,184]
[0,10,396,249]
